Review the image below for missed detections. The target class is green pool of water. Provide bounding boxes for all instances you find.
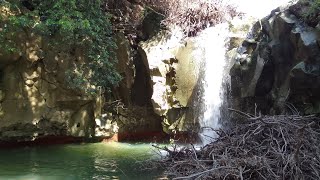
[0,143,165,180]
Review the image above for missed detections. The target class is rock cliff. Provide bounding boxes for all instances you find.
[2,0,319,145]
[0,40,98,144]
[0,5,105,144]
[230,2,320,115]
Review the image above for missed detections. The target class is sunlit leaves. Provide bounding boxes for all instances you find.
[0,0,121,94]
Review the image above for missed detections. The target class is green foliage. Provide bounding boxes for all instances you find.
[302,0,320,18]
[0,0,121,94]
[141,7,165,39]
[0,1,32,53]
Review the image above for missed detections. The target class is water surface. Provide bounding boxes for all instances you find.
[0,143,164,180]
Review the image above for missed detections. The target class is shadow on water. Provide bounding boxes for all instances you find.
[0,142,167,180]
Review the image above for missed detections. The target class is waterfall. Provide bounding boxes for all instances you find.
[196,0,293,145]
[195,24,230,145]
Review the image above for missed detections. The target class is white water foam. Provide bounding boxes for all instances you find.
[194,23,230,145]
[197,0,294,145]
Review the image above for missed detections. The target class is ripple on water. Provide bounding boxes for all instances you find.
[0,143,166,180]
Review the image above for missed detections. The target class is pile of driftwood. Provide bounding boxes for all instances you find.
[154,113,320,179]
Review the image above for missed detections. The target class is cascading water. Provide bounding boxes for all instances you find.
[195,24,230,145]
[196,0,294,145]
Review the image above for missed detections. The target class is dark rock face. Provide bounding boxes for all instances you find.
[230,5,320,115]
[289,1,320,28]
[110,32,163,137]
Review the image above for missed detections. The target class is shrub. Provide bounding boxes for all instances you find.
[0,0,121,94]
[303,0,320,17]
[145,0,239,36]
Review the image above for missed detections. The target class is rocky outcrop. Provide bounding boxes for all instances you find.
[0,7,104,144]
[230,3,320,115]
[0,2,166,144]
[0,41,105,142]
[102,32,163,139]
[0,28,163,144]
[107,1,203,136]
[137,31,203,134]
[130,15,256,135]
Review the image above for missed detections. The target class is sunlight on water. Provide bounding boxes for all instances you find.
[0,143,164,180]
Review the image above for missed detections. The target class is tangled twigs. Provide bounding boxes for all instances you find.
[160,0,240,36]
[105,0,241,37]
[154,114,320,179]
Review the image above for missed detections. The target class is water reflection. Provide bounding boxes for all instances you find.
[0,143,165,180]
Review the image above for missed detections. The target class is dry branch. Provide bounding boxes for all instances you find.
[154,114,320,179]
[159,0,240,36]
[105,0,241,37]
